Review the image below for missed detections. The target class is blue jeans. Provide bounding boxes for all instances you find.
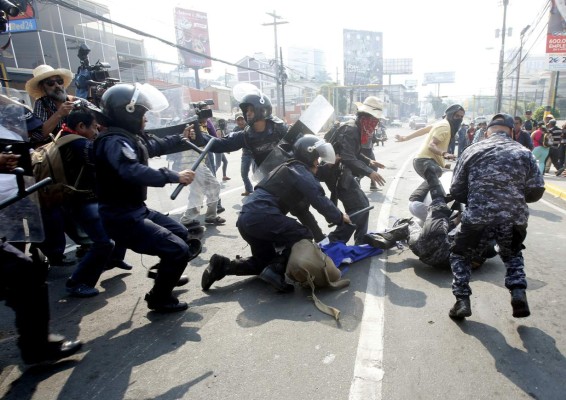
[69,202,115,287]
[241,151,255,193]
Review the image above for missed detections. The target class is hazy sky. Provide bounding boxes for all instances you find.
[98,0,551,100]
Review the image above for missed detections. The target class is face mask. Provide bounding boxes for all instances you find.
[359,115,378,144]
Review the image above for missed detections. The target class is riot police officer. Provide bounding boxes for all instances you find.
[94,83,200,313]
[186,91,326,242]
[201,135,350,291]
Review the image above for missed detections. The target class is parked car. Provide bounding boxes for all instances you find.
[410,117,427,130]
[390,119,402,128]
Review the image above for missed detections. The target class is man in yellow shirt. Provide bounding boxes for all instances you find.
[413,104,464,201]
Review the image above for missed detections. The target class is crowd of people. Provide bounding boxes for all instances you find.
[0,63,546,367]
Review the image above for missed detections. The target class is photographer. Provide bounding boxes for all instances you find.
[25,64,93,143]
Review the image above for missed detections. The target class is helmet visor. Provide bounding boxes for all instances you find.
[312,141,336,164]
[127,83,169,114]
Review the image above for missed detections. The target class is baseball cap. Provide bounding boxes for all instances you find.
[488,113,514,130]
[525,110,532,115]
[546,114,554,119]
[235,112,244,120]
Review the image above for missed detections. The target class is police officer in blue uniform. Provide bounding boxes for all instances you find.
[95,83,201,313]
[448,113,545,319]
[186,91,326,242]
[201,135,350,292]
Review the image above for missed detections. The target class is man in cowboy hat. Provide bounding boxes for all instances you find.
[25,64,91,140]
[322,96,386,246]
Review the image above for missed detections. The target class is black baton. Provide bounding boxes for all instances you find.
[328,205,375,227]
[0,168,53,211]
[170,138,216,200]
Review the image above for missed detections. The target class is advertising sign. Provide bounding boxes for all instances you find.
[1,0,37,34]
[547,1,566,70]
[343,29,383,86]
[174,8,212,69]
[383,58,413,75]
[423,72,455,85]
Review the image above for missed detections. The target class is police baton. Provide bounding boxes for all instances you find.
[0,168,52,211]
[328,205,374,227]
[170,137,216,200]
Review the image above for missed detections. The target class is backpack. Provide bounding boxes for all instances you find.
[323,121,352,154]
[542,132,553,148]
[31,133,87,208]
[285,239,350,320]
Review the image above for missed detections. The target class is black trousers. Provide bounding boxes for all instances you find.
[1,240,51,358]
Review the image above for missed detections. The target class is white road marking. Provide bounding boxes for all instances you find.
[349,155,415,400]
[537,198,566,216]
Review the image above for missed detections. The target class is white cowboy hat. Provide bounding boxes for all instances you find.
[24,64,73,99]
[355,96,384,119]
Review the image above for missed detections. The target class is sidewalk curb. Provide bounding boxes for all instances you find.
[545,183,566,201]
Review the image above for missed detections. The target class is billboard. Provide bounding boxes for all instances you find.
[547,0,566,70]
[383,58,413,75]
[423,72,455,85]
[343,29,383,86]
[174,8,211,69]
[1,0,37,34]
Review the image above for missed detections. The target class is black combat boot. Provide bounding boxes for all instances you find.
[201,254,230,291]
[510,288,530,318]
[363,223,410,249]
[259,262,294,293]
[449,295,472,319]
[144,293,188,313]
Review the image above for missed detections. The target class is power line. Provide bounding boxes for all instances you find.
[45,0,277,80]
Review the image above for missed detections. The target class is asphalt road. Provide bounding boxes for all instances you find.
[1,126,565,400]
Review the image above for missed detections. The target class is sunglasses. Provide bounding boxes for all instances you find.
[43,78,64,87]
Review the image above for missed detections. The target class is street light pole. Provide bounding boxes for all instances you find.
[513,25,530,116]
[263,11,288,117]
[495,0,509,113]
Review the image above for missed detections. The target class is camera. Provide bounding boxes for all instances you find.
[190,99,214,120]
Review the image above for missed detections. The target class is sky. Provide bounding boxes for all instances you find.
[97,0,551,100]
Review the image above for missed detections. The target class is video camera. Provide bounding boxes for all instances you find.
[0,0,19,32]
[185,99,214,146]
[75,43,119,106]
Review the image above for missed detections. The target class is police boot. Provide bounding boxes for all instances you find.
[259,262,294,293]
[147,265,189,287]
[449,295,472,319]
[201,254,230,291]
[363,223,409,249]
[510,288,530,318]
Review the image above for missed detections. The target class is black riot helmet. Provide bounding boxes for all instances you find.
[239,92,272,126]
[292,134,336,167]
[100,83,168,133]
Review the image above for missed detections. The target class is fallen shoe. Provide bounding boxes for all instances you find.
[449,296,472,319]
[104,260,133,271]
[66,283,99,298]
[205,216,226,225]
[222,176,231,181]
[259,264,294,293]
[146,270,189,287]
[201,254,229,291]
[241,191,251,196]
[510,288,530,318]
[22,339,83,365]
[181,219,201,229]
[144,294,188,313]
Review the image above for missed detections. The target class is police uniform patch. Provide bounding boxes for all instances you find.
[121,141,137,160]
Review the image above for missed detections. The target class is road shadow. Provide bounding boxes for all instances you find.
[529,207,563,222]
[191,269,366,332]
[459,321,566,399]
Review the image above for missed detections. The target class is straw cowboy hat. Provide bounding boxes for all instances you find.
[25,64,74,99]
[355,96,383,119]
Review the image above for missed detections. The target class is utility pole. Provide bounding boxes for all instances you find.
[263,11,288,117]
[514,25,530,116]
[495,0,509,113]
[279,47,287,121]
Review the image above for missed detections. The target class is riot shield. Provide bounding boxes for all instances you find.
[0,90,45,242]
[253,94,335,182]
